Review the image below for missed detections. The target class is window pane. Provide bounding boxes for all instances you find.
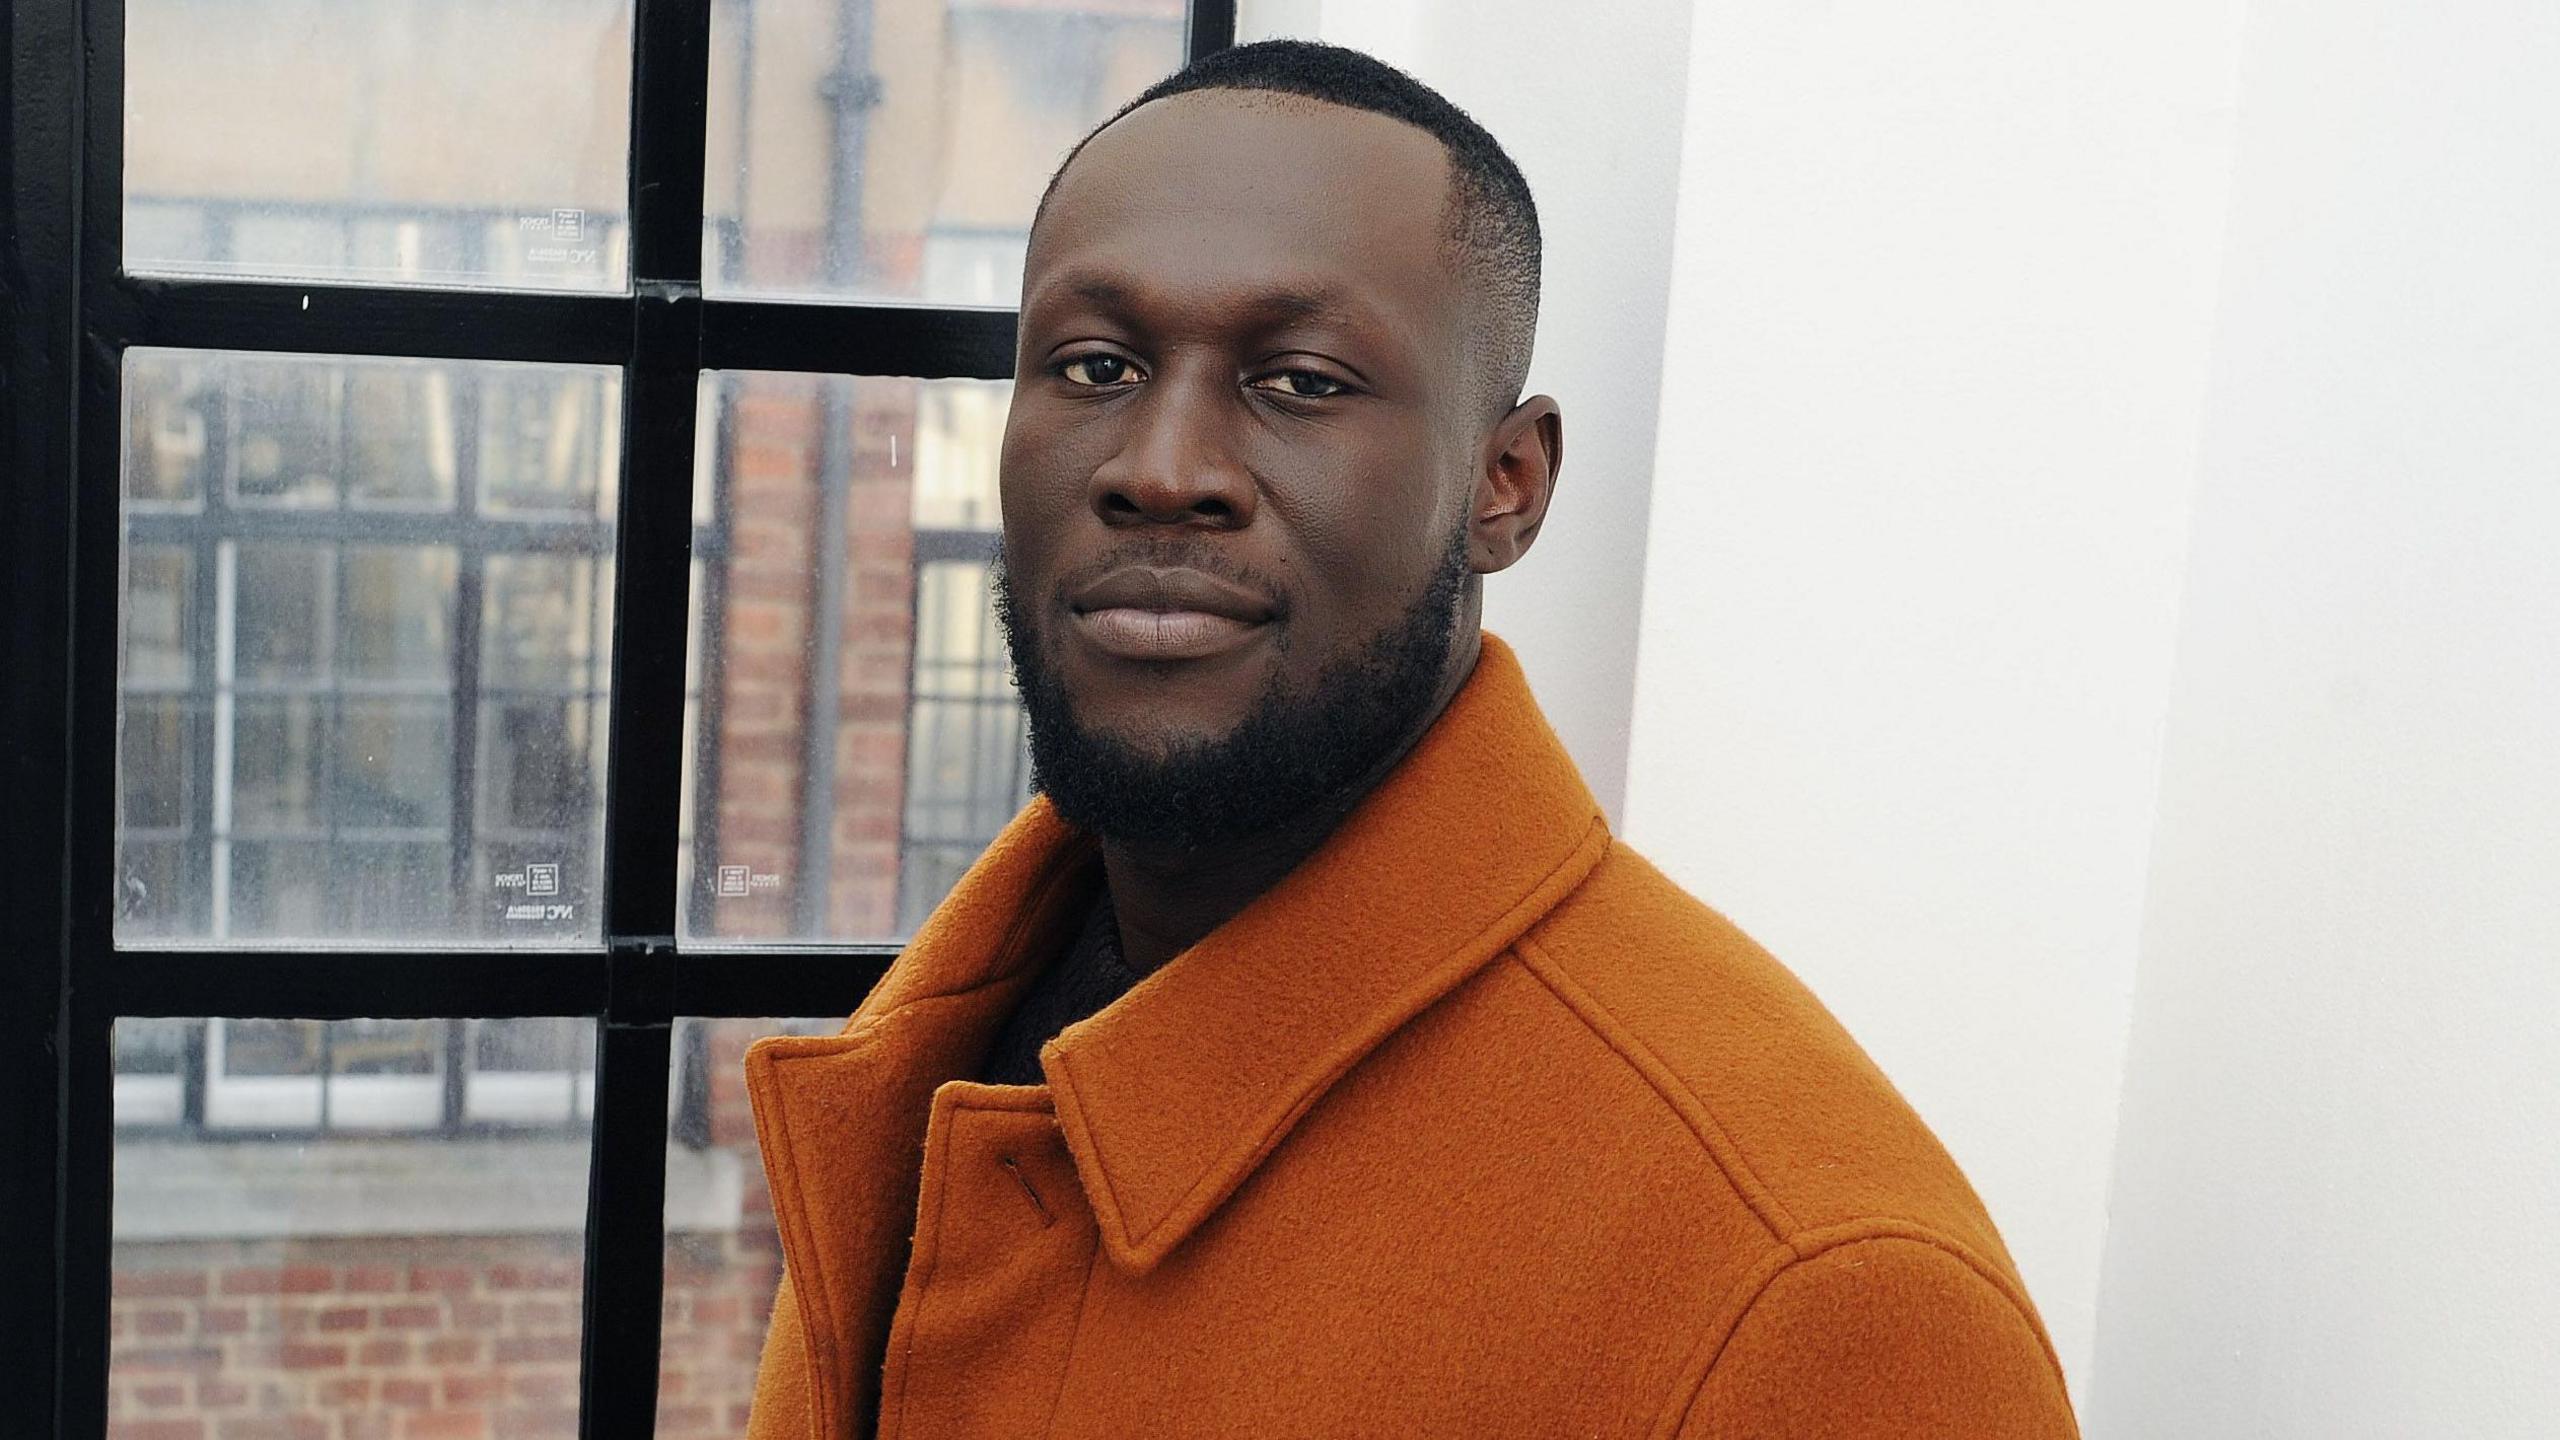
[112,1018,592,1439]
[117,349,622,948]
[124,352,211,507]
[464,1018,597,1125]
[659,1017,838,1437]
[123,0,634,292]
[680,372,1031,946]
[480,372,621,519]
[704,0,1185,305]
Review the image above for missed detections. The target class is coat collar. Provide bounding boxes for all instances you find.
[748,632,1610,1342]
[1040,631,1610,1272]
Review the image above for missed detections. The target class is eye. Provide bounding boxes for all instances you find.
[1058,354,1142,387]
[1250,369,1348,399]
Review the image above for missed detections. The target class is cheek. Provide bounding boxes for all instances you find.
[1257,443,1454,626]
[997,419,1096,559]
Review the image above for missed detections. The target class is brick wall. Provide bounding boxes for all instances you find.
[702,373,919,942]
[106,1022,804,1440]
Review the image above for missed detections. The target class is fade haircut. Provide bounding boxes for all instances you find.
[1034,39,1543,420]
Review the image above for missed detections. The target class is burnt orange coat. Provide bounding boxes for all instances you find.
[741,633,2081,1439]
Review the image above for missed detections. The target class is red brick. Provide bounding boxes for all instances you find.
[343,1265,400,1293]
[439,1374,502,1407]
[493,1335,579,1365]
[506,1372,577,1403]
[114,1271,209,1300]
[318,1375,372,1406]
[380,1378,435,1409]
[134,1381,185,1407]
[200,1306,250,1336]
[116,1345,223,1373]
[380,1303,441,1330]
[449,1300,502,1328]
[193,1378,247,1409]
[492,1409,577,1439]
[213,1418,326,1440]
[357,1338,411,1366]
[401,1412,488,1439]
[105,1421,204,1440]
[277,1341,345,1369]
[218,1269,283,1296]
[422,1337,480,1365]
[277,1265,333,1294]
[505,1299,575,1329]
[489,1261,578,1291]
[407,1266,473,1294]
[135,1308,186,1337]
[316,1305,368,1332]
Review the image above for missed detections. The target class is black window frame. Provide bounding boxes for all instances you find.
[0,1,1237,1434]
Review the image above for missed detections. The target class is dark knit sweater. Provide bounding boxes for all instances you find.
[972,889,1139,1087]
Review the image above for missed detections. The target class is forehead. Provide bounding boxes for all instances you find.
[1026,91,1463,337]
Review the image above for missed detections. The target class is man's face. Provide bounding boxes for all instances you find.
[996,91,1489,846]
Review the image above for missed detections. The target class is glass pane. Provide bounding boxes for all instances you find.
[112,1018,592,1439]
[480,371,621,519]
[123,0,634,292]
[485,555,613,689]
[704,0,1185,305]
[124,352,211,506]
[464,1018,597,1125]
[680,372,1031,947]
[341,546,458,683]
[659,1017,839,1437]
[124,546,196,684]
[348,366,460,508]
[117,349,622,949]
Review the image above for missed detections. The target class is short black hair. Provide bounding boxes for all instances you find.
[1035,39,1543,419]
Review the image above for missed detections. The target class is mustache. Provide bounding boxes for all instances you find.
[1041,538,1296,620]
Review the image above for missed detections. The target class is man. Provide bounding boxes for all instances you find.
[743,39,2079,1439]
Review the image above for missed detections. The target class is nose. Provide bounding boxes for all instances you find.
[1087,366,1256,531]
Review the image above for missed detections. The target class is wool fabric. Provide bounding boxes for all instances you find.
[741,632,2081,1439]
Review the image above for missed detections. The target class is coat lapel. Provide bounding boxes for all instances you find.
[1041,632,1610,1274]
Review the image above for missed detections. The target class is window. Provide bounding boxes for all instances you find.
[11,2,1234,1435]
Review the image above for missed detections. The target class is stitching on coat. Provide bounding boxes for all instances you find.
[1103,812,1614,1257]
[741,1056,840,1440]
[1036,1237,1110,1440]
[878,1093,964,1440]
[1510,929,1802,1242]
[1661,1229,2076,1439]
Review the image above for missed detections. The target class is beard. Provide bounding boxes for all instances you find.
[992,524,1473,853]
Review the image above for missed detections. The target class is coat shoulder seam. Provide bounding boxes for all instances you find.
[1508,933,1801,1243]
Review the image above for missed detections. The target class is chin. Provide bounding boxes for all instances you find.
[1064,702,1248,764]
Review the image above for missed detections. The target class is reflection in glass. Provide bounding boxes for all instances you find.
[123,546,195,683]
[110,1018,591,1439]
[680,373,1031,947]
[703,0,1185,305]
[117,349,621,948]
[123,0,633,292]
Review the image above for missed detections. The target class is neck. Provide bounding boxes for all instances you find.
[1100,630,1482,977]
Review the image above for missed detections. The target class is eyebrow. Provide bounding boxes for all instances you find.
[1057,275,1354,328]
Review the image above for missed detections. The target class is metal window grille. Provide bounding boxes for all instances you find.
[1,2,1239,1434]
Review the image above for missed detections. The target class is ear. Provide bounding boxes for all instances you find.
[1467,395,1564,574]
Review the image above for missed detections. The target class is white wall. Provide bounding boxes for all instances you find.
[2086,2,2560,1434]
[1621,0,2248,1401]
[1238,0,1697,822]
[1240,3,2558,1430]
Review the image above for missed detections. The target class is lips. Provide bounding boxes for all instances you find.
[1066,565,1278,661]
